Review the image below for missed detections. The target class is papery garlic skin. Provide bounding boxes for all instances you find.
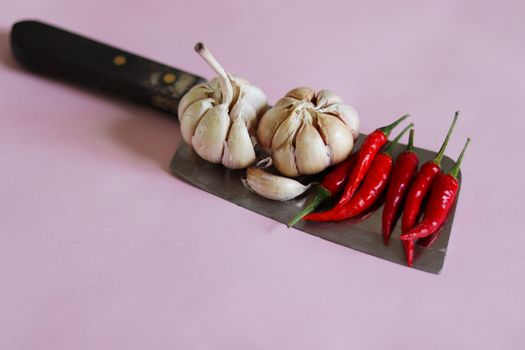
[257,87,359,177]
[178,43,268,169]
[242,167,315,201]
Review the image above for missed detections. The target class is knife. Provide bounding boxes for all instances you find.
[10,20,459,273]
[10,20,206,115]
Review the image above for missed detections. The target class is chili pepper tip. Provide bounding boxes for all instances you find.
[433,111,459,166]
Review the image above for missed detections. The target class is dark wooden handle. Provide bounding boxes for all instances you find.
[10,20,206,117]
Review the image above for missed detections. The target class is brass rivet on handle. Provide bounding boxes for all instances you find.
[113,55,127,66]
[163,73,177,84]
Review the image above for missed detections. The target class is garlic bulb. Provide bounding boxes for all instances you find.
[257,87,359,177]
[178,43,268,169]
[242,167,315,201]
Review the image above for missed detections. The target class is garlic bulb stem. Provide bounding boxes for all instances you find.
[179,43,268,169]
[194,42,233,106]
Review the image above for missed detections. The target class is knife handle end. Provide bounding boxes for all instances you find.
[10,20,206,117]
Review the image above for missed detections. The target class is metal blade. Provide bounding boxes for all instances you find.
[170,136,460,274]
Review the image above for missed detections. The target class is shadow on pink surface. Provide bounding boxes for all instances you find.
[0,29,22,70]
[0,27,181,173]
[110,111,181,173]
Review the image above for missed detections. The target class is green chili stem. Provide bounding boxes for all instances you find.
[449,138,470,179]
[384,123,413,157]
[378,114,410,137]
[434,111,459,166]
[288,186,331,227]
[407,129,415,152]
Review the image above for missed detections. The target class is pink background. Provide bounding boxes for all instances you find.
[1,0,524,348]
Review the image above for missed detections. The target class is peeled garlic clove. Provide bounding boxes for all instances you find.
[316,112,354,164]
[180,98,214,144]
[316,90,343,107]
[295,119,330,175]
[222,116,256,169]
[192,105,230,163]
[242,167,314,201]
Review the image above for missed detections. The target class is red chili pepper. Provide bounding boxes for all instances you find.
[304,123,413,222]
[400,138,470,266]
[381,129,419,245]
[336,114,410,207]
[287,153,357,227]
[401,112,458,233]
